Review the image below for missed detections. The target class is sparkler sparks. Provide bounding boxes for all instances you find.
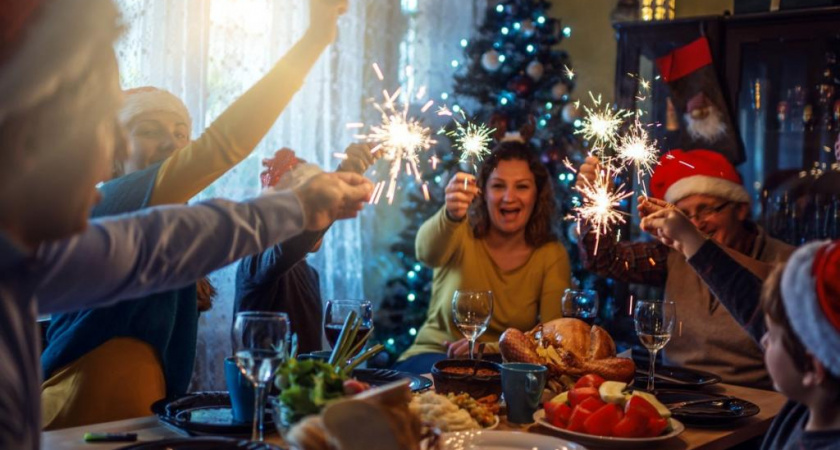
[564,64,575,80]
[353,64,436,205]
[575,93,631,153]
[570,162,633,254]
[616,120,658,190]
[440,111,496,173]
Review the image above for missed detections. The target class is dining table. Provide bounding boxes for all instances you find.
[42,379,787,450]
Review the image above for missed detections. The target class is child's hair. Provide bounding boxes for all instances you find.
[762,261,840,399]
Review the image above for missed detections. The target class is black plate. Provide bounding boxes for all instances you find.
[117,437,281,449]
[352,368,432,392]
[654,389,760,426]
[151,392,272,437]
[633,365,722,389]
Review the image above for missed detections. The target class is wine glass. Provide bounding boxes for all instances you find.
[451,290,494,359]
[324,299,373,352]
[232,311,290,442]
[561,289,599,325]
[633,300,676,392]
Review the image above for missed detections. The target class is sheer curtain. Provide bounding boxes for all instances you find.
[114,0,486,389]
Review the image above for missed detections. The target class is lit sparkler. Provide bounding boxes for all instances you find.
[353,64,436,205]
[440,111,496,173]
[616,120,658,191]
[575,92,631,153]
[569,162,633,255]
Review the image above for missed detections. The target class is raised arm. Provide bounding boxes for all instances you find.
[149,0,348,206]
[35,171,372,314]
[415,172,477,267]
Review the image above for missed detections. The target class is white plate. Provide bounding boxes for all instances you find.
[533,409,685,448]
[439,430,588,450]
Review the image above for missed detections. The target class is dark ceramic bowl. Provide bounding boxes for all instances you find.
[431,359,502,399]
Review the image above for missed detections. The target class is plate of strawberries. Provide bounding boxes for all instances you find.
[534,374,684,447]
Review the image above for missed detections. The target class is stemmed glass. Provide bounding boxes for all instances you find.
[561,289,600,325]
[633,300,676,392]
[451,290,494,359]
[232,311,290,442]
[324,299,373,353]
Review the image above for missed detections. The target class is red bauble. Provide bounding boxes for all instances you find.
[508,75,533,96]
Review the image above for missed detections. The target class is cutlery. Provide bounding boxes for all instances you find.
[666,396,735,410]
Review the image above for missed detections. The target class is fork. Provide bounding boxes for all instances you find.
[666,396,735,410]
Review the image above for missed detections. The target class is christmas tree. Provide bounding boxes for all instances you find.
[374,0,612,363]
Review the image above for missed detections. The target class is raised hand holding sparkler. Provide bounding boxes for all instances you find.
[444,172,479,221]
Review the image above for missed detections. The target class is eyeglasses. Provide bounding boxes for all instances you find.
[683,201,732,222]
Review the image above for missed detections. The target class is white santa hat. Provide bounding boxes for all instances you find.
[0,0,121,127]
[780,240,840,378]
[119,86,192,131]
[650,149,750,204]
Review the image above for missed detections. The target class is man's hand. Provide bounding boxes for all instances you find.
[638,196,705,258]
[294,172,372,230]
[445,172,479,221]
[307,0,348,45]
[338,143,379,174]
[575,155,612,191]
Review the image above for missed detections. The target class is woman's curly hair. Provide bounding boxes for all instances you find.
[467,140,556,247]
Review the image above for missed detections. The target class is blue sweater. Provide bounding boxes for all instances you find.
[42,162,198,398]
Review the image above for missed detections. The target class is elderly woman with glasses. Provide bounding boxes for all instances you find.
[576,150,794,390]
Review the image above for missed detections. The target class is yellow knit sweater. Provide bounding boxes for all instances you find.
[399,207,572,360]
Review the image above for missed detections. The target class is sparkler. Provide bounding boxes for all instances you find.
[440,110,496,174]
[353,64,436,205]
[575,92,631,154]
[615,120,658,192]
[568,160,633,255]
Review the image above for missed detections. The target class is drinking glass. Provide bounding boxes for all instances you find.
[451,290,494,359]
[232,311,290,442]
[633,300,676,392]
[561,289,599,325]
[324,299,373,352]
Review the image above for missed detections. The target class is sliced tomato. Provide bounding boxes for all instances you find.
[567,405,593,432]
[574,373,606,389]
[624,395,660,421]
[583,403,624,436]
[578,395,607,412]
[646,417,669,437]
[612,412,647,438]
[556,403,573,424]
[568,387,600,408]
[544,401,568,427]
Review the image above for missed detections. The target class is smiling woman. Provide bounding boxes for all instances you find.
[395,140,572,374]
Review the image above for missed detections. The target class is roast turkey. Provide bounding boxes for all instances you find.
[499,318,635,383]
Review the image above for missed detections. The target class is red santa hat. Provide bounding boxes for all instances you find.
[0,0,120,125]
[119,86,192,131]
[650,149,750,204]
[781,240,840,377]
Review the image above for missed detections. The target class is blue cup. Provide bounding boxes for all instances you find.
[224,356,255,423]
[501,363,547,424]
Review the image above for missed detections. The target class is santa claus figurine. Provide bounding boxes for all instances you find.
[656,37,743,165]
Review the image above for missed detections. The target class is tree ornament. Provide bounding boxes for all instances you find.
[551,82,569,100]
[481,49,502,72]
[526,60,544,81]
[521,19,536,36]
[562,102,580,123]
[507,75,533,96]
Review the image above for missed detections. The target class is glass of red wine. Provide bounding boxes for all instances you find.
[323,299,373,352]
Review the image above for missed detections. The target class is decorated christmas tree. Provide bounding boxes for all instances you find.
[374,0,610,363]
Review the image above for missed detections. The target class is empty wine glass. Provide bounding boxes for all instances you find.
[232,311,290,442]
[323,299,373,353]
[634,300,676,392]
[562,289,599,325]
[451,290,493,359]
